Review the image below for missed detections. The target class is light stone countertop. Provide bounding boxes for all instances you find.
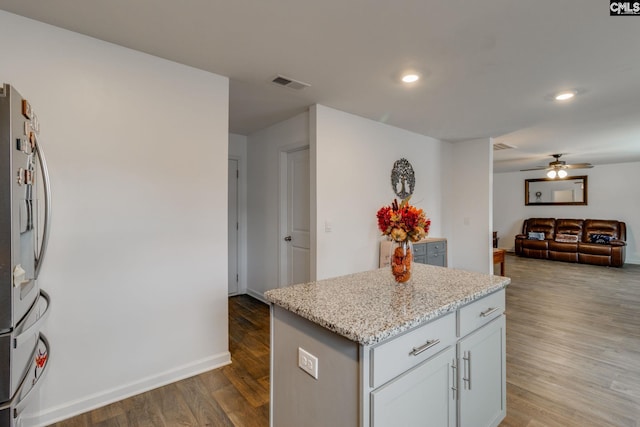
[264,263,510,346]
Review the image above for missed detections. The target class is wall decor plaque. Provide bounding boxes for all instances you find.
[391,158,415,199]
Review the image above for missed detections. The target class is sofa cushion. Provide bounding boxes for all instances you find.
[583,219,622,241]
[523,218,556,240]
[556,219,584,238]
[549,250,578,263]
[549,240,578,252]
[522,247,548,259]
[521,239,549,250]
[578,242,613,256]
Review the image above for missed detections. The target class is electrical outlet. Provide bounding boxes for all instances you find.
[298,347,319,379]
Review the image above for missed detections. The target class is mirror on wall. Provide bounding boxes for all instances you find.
[525,175,588,206]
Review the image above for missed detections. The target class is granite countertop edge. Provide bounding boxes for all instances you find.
[265,266,510,346]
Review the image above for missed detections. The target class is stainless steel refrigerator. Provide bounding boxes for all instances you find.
[0,84,51,427]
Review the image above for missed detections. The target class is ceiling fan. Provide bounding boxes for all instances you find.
[521,154,593,178]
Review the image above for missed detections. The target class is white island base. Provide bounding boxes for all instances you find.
[266,264,509,427]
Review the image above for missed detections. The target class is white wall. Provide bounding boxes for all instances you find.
[229,133,248,294]
[447,138,493,274]
[1,11,230,426]
[313,105,448,280]
[494,161,640,264]
[246,112,309,299]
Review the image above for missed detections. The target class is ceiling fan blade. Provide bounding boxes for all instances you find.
[520,166,548,171]
[564,163,594,169]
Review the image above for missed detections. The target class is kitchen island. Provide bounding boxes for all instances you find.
[265,263,510,427]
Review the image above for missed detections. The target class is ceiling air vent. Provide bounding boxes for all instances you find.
[271,75,311,90]
[493,142,516,151]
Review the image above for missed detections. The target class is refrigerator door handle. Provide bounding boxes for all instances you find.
[14,291,50,348]
[34,135,51,279]
[14,334,51,418]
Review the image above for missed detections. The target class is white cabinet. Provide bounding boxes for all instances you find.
[371,346,456,427]
[366,290,506,427]
[458,316,506,427]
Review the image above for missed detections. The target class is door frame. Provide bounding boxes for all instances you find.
[278,143,311,288]
[228,154,247,295]
[228,158,239,295]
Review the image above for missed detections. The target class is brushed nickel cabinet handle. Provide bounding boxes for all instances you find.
[451,359,458,400]
[409,339,440,356]
[284,236,292,242]
[480,307,500,317]
[463,351,472,390]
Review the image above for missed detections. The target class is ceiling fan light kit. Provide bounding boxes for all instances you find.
[546,169,568,179]
[521,153,593,178]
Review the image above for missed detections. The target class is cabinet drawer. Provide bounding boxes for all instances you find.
[370,312,456,388]
[427,241,446,256]
[458,289,505,338]
[413,243,427,256]
[414,254,427,264]
[428,253,446,267]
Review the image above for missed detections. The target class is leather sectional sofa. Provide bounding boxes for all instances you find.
[515,218,626,267]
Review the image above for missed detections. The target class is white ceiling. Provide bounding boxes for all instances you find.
[2,0,640,173]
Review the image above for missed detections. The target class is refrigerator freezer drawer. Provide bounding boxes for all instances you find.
[0,334,50,427]
[0,292,49,403]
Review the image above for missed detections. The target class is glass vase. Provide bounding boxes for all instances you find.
[390,240,413,283]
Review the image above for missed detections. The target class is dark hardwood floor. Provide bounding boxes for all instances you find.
[51,255,640,426]
[49,295,270,427]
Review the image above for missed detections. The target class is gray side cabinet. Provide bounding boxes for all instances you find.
[414,238,447,267]
[380,238,447,268]
[270,288,506,427]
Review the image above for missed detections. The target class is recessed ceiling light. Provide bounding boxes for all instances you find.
[401,74,420,83]
[555,91,576,101]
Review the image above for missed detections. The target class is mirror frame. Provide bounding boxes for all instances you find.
[525,175,588,206]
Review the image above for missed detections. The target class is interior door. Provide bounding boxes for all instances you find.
[283,147,310,286]
[228,159,239,295]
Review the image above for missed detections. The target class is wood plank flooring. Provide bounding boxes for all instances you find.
[50,256,640,426]
[499,255,640,427]
[49,295,270,427]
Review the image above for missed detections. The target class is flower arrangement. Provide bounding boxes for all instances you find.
[376,198,430,283]
[376,197,430,243]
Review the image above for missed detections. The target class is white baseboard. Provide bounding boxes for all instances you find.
[246,288,269,304]
[29,351,231,427]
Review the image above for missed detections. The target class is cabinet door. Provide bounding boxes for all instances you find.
[426,241,447,267]
[371,346,456,427]
[458,315,506,427]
